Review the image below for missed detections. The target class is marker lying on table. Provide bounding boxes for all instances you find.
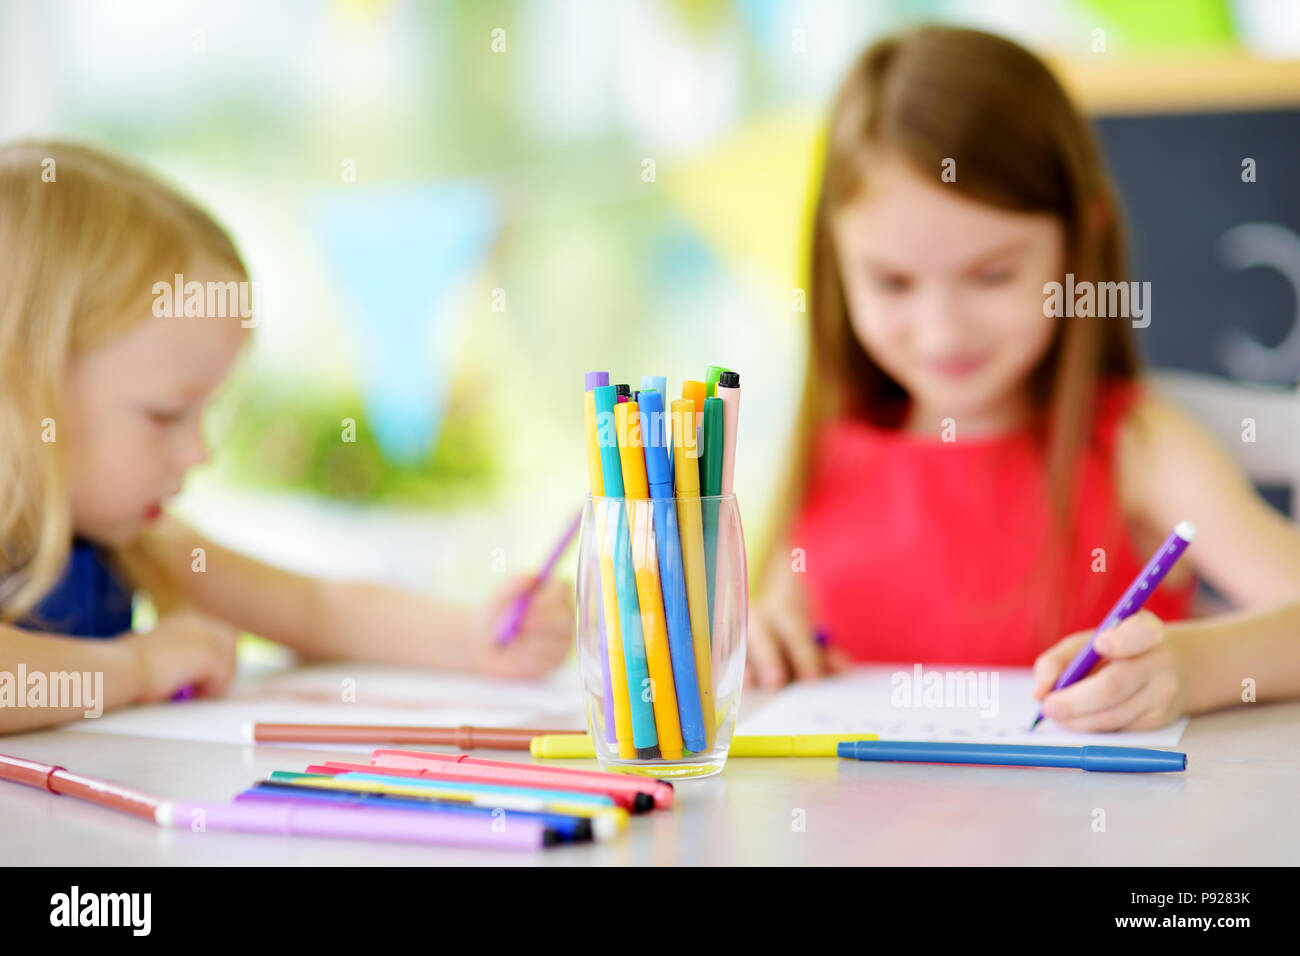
[249,723,584,748]
[0,752,558,850]
[532,732,878,759]
[156,796,559,849]
[281,770,628,825]
[370,749,675,810]
[309,754,669,812]
[495,510,582,646]
[837,740,1187,773]
[1031,520,1196,730]
[237,782,597,842]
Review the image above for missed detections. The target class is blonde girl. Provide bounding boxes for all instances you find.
[0,141,572,734]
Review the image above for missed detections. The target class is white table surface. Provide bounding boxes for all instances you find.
[3,688,1297,866]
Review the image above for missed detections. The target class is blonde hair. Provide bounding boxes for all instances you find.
[762,27,1141,648]
[0,141,246,621]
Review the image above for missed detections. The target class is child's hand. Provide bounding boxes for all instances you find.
[746,599,852,691]
[124,610,239,703]
[470,576,574,680]
[1031,610,1187,731]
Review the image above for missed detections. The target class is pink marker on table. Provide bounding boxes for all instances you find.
[1031,521,1196,730]
[367,750,673,811]
[156,798,557,850]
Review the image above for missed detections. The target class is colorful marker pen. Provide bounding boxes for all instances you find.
[583,371,621,747]
[1031,521,1196,729]
[592,384,659,758]
[640,389,707,752]
[671,396,716,747]
[616,401,685,760]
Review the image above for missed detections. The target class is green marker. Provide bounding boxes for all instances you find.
[701,396,725,639]
[705,366,731,398]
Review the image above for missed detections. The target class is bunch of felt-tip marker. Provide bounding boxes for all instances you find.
[0,747,673,852]
[581,366,741,764]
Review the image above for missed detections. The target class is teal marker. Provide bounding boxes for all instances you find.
[592,384,660,758]
[700,396,725,638]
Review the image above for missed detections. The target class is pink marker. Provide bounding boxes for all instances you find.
[715,371,740,496]
[711,371,741,650]
[156,798,556,850]
[367,750,673,811]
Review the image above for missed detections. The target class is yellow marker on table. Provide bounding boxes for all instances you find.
[671,397,715,748]
[615,401,684,760]
[585,389,636,759]
[531,733,879,759]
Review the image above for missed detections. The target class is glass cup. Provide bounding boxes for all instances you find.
[575,492,746,779]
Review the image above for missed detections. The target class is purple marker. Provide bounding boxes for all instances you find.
[1031,520,1196,730]
[583,371,618,743]
[495,511,581,646]
[156,799,557,850]
[171,684,196,701]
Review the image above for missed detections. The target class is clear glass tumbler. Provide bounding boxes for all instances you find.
[575,492,746,779]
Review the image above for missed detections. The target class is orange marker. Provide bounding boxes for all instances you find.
[614,401,683,760]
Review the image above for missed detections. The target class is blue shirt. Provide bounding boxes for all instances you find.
[13,540,134,639]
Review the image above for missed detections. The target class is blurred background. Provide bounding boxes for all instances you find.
[2,0,1298,621]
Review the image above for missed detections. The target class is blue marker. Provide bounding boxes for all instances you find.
[837,740,1187,773]
[642,375,669,471]
[639,389,706,752]
[592,384,660,758]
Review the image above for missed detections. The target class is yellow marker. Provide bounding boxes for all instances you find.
[531,733,879,759]
[278,774,628,831]
[585,390,636,759]
[671,398,715,748]
[615,401,684,760]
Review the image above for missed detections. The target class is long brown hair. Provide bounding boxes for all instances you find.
[762,26,1141,645]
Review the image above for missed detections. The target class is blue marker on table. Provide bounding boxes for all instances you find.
[640,389,706,752]
[592,384,660,759]
[837,740,1187,773]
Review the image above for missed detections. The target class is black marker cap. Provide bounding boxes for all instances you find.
[615,384,631,398]
[718,370,739,388]
[631,390,641,404]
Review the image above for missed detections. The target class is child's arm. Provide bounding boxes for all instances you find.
[0,612,237,735]
[1033,395,1300,729]
[747,541,851,689]
[132,516,572,679]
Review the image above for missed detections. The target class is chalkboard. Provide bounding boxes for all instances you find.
[1094,108,1300,515]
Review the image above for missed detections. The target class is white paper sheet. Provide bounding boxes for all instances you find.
[69,661,588,753]
[738,666,1188,747]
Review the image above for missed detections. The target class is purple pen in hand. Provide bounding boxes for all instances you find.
[495,511,582,646]
[1031,520,1195,730]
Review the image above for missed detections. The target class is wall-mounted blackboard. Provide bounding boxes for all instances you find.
[1094,108,1300,515]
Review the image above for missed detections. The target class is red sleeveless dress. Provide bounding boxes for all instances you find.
[791,380,1196,665]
